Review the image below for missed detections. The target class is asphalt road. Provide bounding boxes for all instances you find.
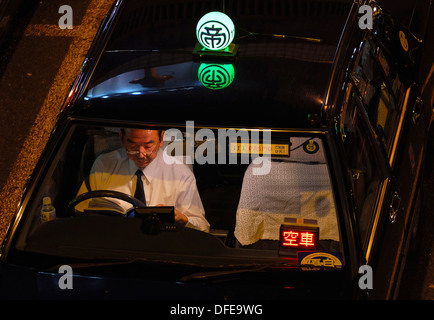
[0,0,432,300]
[0,0,113,237]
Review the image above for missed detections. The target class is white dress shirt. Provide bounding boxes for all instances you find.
[78,147,209,232]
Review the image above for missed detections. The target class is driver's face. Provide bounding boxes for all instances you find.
[121,129,164,169]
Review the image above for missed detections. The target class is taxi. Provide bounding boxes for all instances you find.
[0,0,431,300]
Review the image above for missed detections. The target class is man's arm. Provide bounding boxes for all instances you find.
[175,174,210,232]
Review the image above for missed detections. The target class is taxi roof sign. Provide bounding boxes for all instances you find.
[194,11,238,60]
[196,11,235,51]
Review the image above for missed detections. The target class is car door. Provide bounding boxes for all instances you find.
[339,31,428,299]
[361,31,429,299]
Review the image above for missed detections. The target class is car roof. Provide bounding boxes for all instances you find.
[71,0,352,129]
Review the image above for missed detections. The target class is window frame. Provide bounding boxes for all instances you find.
[338,80,391,253]
[348,36,411,168]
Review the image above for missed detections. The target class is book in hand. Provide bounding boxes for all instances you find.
[83,198,175,223]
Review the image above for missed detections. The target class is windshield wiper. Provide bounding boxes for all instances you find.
[179,265,269,282]
[45,258,149,272]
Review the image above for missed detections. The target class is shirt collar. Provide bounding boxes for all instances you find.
[128,148,163,183]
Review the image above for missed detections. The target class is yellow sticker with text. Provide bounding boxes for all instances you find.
[299,252,343,271]
[230,143,289,156]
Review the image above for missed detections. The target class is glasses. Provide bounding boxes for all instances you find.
[125,142,159,157]
[126,149,158,157]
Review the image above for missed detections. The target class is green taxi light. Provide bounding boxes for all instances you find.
[198,63,235,90]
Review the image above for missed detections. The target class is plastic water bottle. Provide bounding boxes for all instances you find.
[40,197,56,222]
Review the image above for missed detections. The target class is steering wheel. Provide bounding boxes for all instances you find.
[67,190,146,216]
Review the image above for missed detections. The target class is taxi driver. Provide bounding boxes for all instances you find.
[77,128,209,232]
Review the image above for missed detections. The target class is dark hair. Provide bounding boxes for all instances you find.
[120,128,163,140]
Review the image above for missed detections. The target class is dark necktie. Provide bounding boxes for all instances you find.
[134,169,146,206]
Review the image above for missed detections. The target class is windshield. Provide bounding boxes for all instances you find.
[14,123,342,267]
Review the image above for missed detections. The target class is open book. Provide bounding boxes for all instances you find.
[84,198,128,215]
[83,198,175,224]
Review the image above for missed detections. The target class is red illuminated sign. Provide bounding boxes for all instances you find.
[279,219,319,255]
[282,230,316,247]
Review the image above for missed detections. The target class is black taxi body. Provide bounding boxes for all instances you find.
[324,0,432,299]
[0,0,431,300]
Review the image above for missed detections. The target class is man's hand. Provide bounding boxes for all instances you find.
[157,204,188,225]
[174,209,188,225]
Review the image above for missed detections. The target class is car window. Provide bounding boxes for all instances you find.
[339,83,386,247]
[14,124,342,266]
[350,38,408,157]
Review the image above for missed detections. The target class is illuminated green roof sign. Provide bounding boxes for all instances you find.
[198,63,235,90]
[196,11,235,51]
